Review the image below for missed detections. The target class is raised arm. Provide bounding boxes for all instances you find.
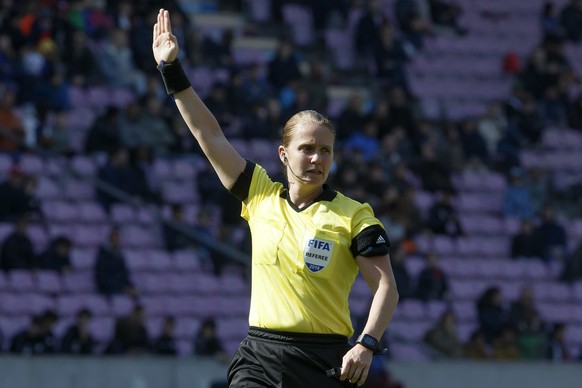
[152,8,245,189]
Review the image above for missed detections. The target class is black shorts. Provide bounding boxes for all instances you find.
[227,327,357,387]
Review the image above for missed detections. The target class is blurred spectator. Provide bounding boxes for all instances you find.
[426,190,463,237]
[336,93,367,141]
[37,235,72,273]
[424,309,463,358]
[394,0,431,49]
[153,316,177,356]
[492,325,520,360]
[94,227,137,297]
[62,30,100,87]
[533,204,567,262]
[387,87,415,135]
[502,167,534,219]
[267,39,302,92]
[38,111,73,156]
[163,203,195,252]
[547,323,571,362]
[194,317,230,363]
[539,85,568,127]
[459,119,489,166]
[559,0,582,42]
[428,0,466,36]
[389,244,414,300]
[560,240,582,282]
[510,220,539,259]
[567,94,582,130]
[463,329,491,359]
[242,100,279,140]
[441,122,465,173]
[344,119,380,160]
[508,286,538,325]
[355,0,388,59]
[386,187,423,237]
[477,287,509,343]
[415,252,450,301]
[525,167,550,214]
[493,126,522,172]
[0,34,17,83]
[477,102,508,156]
[127,145,162,204]
[241,63,272,106]
[204,82,233,129]
[0,83,25,152]
[0,215,36,271]
[85,106,123,155]
[97,28,146,95]
[96,148,133,211]
[60,308,95,355]
[515,309,547,359]
[107,305,150,355]
[202,29,234,69]
[131,97,174,156]
[10,315,45,354]
[541,1,562,39]
[415,142,454,193]
[300,59,329,114]
[0,165,41,222]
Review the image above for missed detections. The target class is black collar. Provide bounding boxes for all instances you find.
[280,184,337,212]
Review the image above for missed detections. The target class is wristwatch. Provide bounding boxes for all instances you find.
[356,333,381,353]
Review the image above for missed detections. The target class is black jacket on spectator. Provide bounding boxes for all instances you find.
[0,229,35,271]
[94,243,133,296]
[60,325,96,355]
[37,236,72,272]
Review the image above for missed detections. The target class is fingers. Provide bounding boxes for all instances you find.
[163,9,172,35]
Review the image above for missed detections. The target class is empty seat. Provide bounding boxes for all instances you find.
[35,270,63,294]
[62,271,95,293]
[8,270,36,292]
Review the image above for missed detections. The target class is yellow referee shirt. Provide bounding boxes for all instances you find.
[230,161,390,338]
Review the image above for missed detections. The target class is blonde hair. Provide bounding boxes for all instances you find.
[281,110,335,147]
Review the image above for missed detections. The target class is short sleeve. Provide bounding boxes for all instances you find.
[349,204,391,258]
[240,162,282,222]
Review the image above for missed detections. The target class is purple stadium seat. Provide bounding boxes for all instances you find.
[172,159,197,180]
[72,224,109,248]
[35,177,61,200]
[77,201,108,224]
[218,295,250,317]
[64,180,95,201]
[139,273,174,295]
[123,249,152,272]
[389,321,432,343]
[29,293,57,315]
[282,3,314,46]
[70,247,97,271]
[174,317,200,340]
[533,282,573,302]
[433,235,457,257]
[8,270,36,292]
[349,295,370,317]
[35,270,63,294]
[450,280,488,302]
[19,154,44,176]
[43,200,79,223]
[426,300,449,320]
[397,300,427,320]
[148,249,174,272]
[247,0,271,22]
[87,86,110,108]
[110,203,137,224]
[89,316,115,343]
[70,155,98,176]
[62,271,95,293]
[0,292,37,315]
[0,316,29,350]
[110,294,135,316]
[146,317,164,339]
[216,317,249,341]
[169,273,199,294]
[0,271,7,291]
[218,273,248,295]
[452,301,477,323]
[177,339,193,357]
[573,282,582,302]
[173,250,201,272]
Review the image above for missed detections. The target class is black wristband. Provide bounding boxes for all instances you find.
[157,58,191,95]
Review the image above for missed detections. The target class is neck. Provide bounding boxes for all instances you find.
[288,184,323,209]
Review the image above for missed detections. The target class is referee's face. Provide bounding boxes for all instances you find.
[285,122,334,186]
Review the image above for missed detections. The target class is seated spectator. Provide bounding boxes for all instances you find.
[502,167,534,219]
[124,98,174,156]
[0,84,25,153]
[344,119,381,161]
[374,23,410,91]
[533,204,567,262]
[389,244,414,299]
[85,106,123,155]
[37,235,72,273]
[60,308,96,355]
[415,253,449,301]
[242,63,273,110]
[541,2,562,39]
[459,119,489,166]
[153,316,177,356]
[477,102,507,156]
[559,0,582,42]
[428,0,466,35]
[106,305,150,355]
[492,325,520,360]
[540,85,568,128]
[62,30,100,87]
[415,142,454,193]
[10,315,45,354]
[163,203,195,252]
[94,227,137,297]
[426,190,463,237]
[96,148,134,211]
[355,0,387,59]
[267,39,302,93]
[477,287,509,343]
[0,215,36,271]
[127,145,162,205]
[394,0,431,50]
[510,220,539,259]
[547,323,571,362]
[0,165,41,222]
[561,240,582,282]
[508,286,538,326]
[11,310,58,355]
[193,317,230,363]
[463,329,491,359]
[525,167,550,214]
[516,309,547,359]
[424,309,463,358]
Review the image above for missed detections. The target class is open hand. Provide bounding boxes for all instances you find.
[152,8,179,64]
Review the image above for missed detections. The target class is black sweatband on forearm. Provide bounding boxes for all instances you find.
[157,58,191,95]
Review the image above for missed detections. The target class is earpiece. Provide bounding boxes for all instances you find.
[283,153,287,162]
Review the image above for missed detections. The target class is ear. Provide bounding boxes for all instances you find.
[278,145,286,164]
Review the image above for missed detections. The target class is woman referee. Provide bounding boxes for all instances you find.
[152,9,399,387]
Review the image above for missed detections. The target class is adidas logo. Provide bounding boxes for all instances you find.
[376,235,386,244]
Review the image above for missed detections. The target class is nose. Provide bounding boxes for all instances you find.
[310,150,323,163]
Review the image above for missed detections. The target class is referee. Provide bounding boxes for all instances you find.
[153,9,399,387]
